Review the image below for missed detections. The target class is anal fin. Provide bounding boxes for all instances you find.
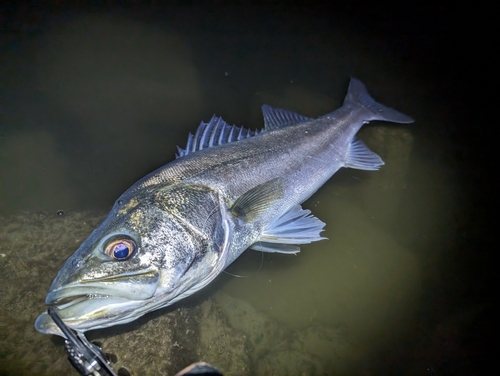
[344,137,384,171]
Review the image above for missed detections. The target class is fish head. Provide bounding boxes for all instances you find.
[35,184,231,336]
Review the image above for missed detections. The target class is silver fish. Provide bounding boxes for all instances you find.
[35,78,413,336]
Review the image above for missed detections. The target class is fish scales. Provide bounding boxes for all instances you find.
[35,78,413,336]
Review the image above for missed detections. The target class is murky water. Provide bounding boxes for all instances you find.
[0,3,490,375]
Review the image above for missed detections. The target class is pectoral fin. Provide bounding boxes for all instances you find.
[230,178,284,222]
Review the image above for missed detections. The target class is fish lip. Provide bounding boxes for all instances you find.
[46,292,111,309]
[46,266,160,306]
[35,295,141,336]
[36,267,160,336]
[47,294,88,309]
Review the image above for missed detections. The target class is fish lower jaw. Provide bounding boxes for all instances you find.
[48,293,109,310]
[36,295,142,336]
[50,296,84,311]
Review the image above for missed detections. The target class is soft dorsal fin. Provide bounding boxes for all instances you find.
[262,104,312,130]
[176,115,261,158]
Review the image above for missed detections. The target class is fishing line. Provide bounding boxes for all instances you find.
[223,247,265,278]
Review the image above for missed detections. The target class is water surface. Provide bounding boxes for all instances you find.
[0,3,490,375]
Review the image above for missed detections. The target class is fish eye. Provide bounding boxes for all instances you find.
[104,238,136,260]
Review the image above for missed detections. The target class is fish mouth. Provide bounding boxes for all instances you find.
[35,267,160,336]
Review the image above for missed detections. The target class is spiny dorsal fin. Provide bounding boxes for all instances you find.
[262,104,312,130]
[176,115,261,158]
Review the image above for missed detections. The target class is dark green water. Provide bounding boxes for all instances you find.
[0,2,491,375]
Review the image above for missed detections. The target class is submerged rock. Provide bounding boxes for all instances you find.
[1,211,353,375]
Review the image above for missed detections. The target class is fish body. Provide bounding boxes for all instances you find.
[35,78,413,336]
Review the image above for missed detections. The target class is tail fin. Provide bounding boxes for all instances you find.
[344,78,414,124]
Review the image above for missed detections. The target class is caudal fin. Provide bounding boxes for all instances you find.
[344,78,414,124]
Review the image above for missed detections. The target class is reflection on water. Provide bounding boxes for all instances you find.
[0,3,489,375]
